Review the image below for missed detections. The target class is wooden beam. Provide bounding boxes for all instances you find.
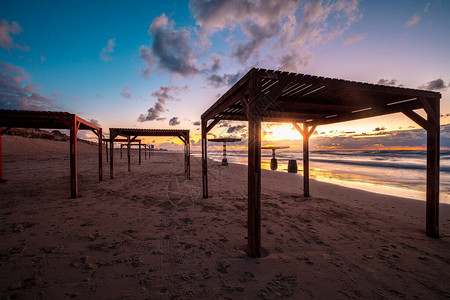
[247,76,262,257]
[70,116,78,198]
[420,97,438,124]
[425,97,440,238]
[292,122,305,137]
[402,110,428,130]
[201,71,252,120]
[206,118,221,134]
[201,119,208,198]
[312,99,423,126]
[307,125,317,139]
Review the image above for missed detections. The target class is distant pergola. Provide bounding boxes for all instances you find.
[201,68,441,257]
[0,109,103,198]
[208,137,241,165]
[109,128,190,179]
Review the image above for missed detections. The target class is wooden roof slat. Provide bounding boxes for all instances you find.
[0,109,101,131]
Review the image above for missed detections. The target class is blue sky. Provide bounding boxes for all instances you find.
[1,0,450,149]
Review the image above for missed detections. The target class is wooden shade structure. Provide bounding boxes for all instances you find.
[109,128,190,179]
[120,142,142,163]
[208,137,241,165]
[201,68,441,257]
[0,109,103,198]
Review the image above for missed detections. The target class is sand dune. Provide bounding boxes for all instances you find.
[1,135,449,299]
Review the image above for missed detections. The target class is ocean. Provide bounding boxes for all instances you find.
[192,149,450,204]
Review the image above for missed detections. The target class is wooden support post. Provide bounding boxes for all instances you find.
[425,97,440,238]
[105,140,109,162]
[120,144,123,159]
[70,116,78,198]
[110,130,115,179]
[247,77,262,257]
[293,122,316,197]
[0,129,3,182]
[127,136,131,172]
[98,129,103,181]
[303,122,310,197]
[187,142,191,179]
[144,145,147,160]
[201,120,208,198]
[139,141,141,165]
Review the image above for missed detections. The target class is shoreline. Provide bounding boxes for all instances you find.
[193,150,450,204]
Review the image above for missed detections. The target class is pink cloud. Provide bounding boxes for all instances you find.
[0,19,29,52]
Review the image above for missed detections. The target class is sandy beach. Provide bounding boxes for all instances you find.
[1,135,449,299]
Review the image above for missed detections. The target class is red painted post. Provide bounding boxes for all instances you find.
[70,116,78,198]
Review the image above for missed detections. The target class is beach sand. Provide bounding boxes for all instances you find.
[1,135,449,299]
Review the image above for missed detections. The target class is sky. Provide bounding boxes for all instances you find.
[1,0,450,150]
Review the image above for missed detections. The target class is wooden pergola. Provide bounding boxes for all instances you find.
[0,109,103,198]
[109,128,190,179]
[120,142,143,164]
[201,68,441,257]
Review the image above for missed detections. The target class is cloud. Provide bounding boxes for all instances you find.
[227,125,246,134]
[139,14,200,77]
[169,117,180,126]
[120,86,132,99]
[138,98,166,122]
[206,71,243,88]
[137,85,188,122]
[310,125,450,150]
[89,119,101,127]
[193,121,201,126]
[423,3,430,13]
[0,62,56,110]
[405,14,420,27]
[377,79,398,86]
[99,38,116,61]
[344,34,365,45]
[0,19,29,52]
[190,0,361,72]
[419,78,447,91]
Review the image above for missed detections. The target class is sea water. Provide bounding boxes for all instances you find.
[192,149,450,204]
